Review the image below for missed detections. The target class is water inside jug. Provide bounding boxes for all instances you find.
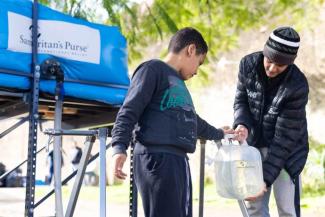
[214,137,264,200]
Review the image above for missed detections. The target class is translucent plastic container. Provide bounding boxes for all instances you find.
[214,137,264,200]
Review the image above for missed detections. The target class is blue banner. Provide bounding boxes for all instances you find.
[0,0,130,86]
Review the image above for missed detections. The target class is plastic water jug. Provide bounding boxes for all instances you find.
[214,136,264,200]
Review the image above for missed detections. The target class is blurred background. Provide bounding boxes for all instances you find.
[0,0,324,216]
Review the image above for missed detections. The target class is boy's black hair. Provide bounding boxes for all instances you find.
[168,27,208,55]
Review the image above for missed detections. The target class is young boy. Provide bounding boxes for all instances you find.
[111,27,232,217]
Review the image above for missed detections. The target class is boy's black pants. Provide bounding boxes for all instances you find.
[134,152,192,217]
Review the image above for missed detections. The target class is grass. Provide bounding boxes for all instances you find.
[35,183,130,204]
[34,182,325,212]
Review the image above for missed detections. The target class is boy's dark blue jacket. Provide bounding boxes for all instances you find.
[111,59,224,156]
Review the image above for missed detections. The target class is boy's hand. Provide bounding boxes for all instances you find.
[221,126,235,134]
[113,153,127,179]
[234,124,248,142]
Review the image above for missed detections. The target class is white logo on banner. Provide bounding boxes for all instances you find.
[7,12,101,64]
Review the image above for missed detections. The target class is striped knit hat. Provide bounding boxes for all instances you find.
[263,27,300,65]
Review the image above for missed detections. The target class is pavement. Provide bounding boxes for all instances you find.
[0,188,324,217]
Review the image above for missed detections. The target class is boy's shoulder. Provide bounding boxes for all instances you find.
[241,51,263,63]
[133,59,170,77]
[141,59,166,69]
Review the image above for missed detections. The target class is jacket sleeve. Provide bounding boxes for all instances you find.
[111,64,158,155]
[262,83,309,186]
[233,58,254,131]
[196,114,224,141]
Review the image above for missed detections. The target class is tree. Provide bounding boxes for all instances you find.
[39,0,97,20]
[39,0,324,61]
[39,0,324,80]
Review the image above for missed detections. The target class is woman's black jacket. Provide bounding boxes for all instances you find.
[233,51,309,187]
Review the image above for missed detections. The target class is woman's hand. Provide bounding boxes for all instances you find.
[234,124,248,142]
[245,182,267,201]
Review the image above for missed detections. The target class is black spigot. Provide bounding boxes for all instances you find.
[40,58,64,82]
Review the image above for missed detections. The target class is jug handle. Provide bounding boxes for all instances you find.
[224,134,248,146]
[220,134,235,146]
[224,134,235,140]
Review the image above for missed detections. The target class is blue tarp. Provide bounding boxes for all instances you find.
[0,0,129,87]
[0,73,30,90]
[40,81,128,105]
